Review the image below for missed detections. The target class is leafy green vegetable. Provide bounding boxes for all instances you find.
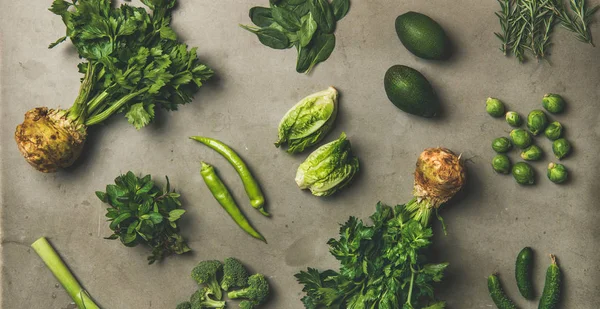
[297,148,466,308]
[276,87,338,153]
[15,0,213,173]
[296,32,336,73]
[272,6,302,31]
[296,203,449,309]
[295,132,359,196]
[310,0,336,34]
[299,13,319,47]
[96,171,190,264]
[331,0,350,21]
[249,7,274,27]
[241,0,348,73]
[240,25,291,49]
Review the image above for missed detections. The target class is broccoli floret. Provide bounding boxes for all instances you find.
[227,274,269,304]
[221,257,249,291]
[190,287,226,309]
[176,301,192,309]
[239,300,257,309]
[191,260,223,300]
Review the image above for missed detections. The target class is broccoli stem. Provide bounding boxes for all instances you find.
[204,298,226,308]
[31,237,100,309]
[227,288,249,299]
[85,87,149,126]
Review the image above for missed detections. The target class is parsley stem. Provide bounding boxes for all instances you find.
[85,87,149,126]
[406,270,416,307]
[31,237,100,309]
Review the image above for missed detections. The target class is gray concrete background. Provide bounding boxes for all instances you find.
[1,0,599,308]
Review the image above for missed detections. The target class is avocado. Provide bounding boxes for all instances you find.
[395,11,451,60]
[384,65,439,118]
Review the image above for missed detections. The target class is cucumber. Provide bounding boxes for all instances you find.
[515,247,534,299]
[538,255,561,309]
[488,273,518,309]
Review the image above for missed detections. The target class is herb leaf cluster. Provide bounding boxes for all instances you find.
[241,0,350,73]
[295,203,448,309]
[96,171,190,264]
[49,0,214,129]
[495,0,599,62]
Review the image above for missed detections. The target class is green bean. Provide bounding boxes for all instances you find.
[190,136,268,216]
[200,162,266,243]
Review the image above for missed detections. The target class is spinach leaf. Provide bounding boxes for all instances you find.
[272,6,302,31]
[310,0,336,34]
[286,0,307,5]
[298,13,318,47]
[249,7,274,27]
[241,25,290,49]
[289,2,312,16]
[270,22,299,47]
[296,32,336,73]
[331,0,350,21]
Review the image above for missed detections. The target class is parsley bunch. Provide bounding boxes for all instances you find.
[96,171,190,264]
[296,203,448,309]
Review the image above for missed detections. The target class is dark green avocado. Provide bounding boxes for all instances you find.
[395,11,452,60]
[384,65,439,118]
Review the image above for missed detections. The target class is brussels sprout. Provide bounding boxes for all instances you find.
[275,87,338,153]
[526,109,548,135]
[544,121,563,141]
[520,145,543,161]
[547,163,568,184]
[510,129,532,149]
[295,132,360,197]
[512,162,535,185]
[492,154,511,174]
[542,93,565,114]
[552,138,571,159]
[505,111,522,127]
[492,137,512,153]
[486,97,505,117]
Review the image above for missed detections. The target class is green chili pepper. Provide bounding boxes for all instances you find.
[200,162,266,243]
[190,136,268,216]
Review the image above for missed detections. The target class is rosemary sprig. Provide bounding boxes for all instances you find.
[495,0,599,62]
[548,0,600,46]
[495,0,518,55]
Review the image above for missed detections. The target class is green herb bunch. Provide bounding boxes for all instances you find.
[295,203,448,309]
[96,172,190,264]
[241,0,350,73]
[495,0,599,62]
[48,0,214,129]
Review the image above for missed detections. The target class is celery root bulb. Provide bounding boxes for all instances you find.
[14,107,86,173]
[406,147,466,227]
[414,147,466,207]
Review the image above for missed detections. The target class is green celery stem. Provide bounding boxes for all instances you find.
[86,90,110,115]
[31,237,100,309]
[68,62,96,125]
[404,197,433,227]
[85,87,148,126]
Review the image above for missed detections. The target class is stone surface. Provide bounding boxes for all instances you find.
[1,1,599,308]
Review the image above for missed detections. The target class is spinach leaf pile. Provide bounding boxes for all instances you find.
[295,203,448,309]
[241,0,350,73]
